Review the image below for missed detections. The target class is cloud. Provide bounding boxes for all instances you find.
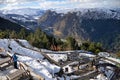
[0,0,120,10]
[38,0,120,9]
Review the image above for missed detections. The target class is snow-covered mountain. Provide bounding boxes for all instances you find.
[1,8,120,31]
[54,8,120,19]
[0,8,46,30]
[1,8,44,16]
[4,14,38,30]
[38,8,120,51]
[0,16,30,31]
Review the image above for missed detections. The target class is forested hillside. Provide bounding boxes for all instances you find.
[0,17,25,31]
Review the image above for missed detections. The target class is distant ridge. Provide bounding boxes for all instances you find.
[0,16,29,32]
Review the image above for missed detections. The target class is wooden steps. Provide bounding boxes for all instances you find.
[0,57,10,65]
[6,69,25,80]
[0,57,32,80]
[0,57,11,70]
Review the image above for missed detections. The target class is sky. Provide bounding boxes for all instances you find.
[0,0,120,10]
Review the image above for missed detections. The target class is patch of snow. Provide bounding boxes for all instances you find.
[47,53,67,62]
[41,49,53,53]
[96,74,108,80]
[102,59,116,65]
[18,39,33,48]
[40,59,60,73]
[106,57,120,64]
[9,40,44,59]
[9,69,18,73]
[18,55,52,80]
[79,53,96,57]
[60,14,64,17]
[98,52,110,57]
[0,39,60,80]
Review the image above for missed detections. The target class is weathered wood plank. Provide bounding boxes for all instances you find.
[0,57,10,65]
[7,70,25,80]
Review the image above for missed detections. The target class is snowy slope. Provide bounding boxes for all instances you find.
[18,55,53,80]
[0,39,60,80]
[17,39,33,48]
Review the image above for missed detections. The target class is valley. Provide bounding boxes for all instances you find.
[0,6,120,80]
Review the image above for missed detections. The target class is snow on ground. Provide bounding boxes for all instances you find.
[0,39,112,80]
[0,39,60,80]
[96,74,108,80]
[18,39,33,48]
[45,50,95,62]
[45,50,88,62]
[40,59,60,73]
[41,49,53,53]
[10,40,44,59]
[79,53,96,57]
[102,59,116,65]
[0,39,9,50]
[90,74,108,80]
[106,57,120,64]
[17,55,60,80]
[47,53,67,62]
[18,55,53,80]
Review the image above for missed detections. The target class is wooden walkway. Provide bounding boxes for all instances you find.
[6,70,25,80]
[0,57,11,71]
[0,57,10,65]
[0,56,31,80]
[78,71,99,80]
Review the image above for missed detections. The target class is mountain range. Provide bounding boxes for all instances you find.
[0,8,120,51]
[0,8,45,30]
[38,8,120,51]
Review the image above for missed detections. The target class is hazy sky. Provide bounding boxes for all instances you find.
[0,0,120,10]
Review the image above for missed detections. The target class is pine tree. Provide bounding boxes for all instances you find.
[19,28,26,39]
[10,30,17,39]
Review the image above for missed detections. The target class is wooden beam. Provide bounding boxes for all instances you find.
[0,57,11,65]
[7,70,25,80]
